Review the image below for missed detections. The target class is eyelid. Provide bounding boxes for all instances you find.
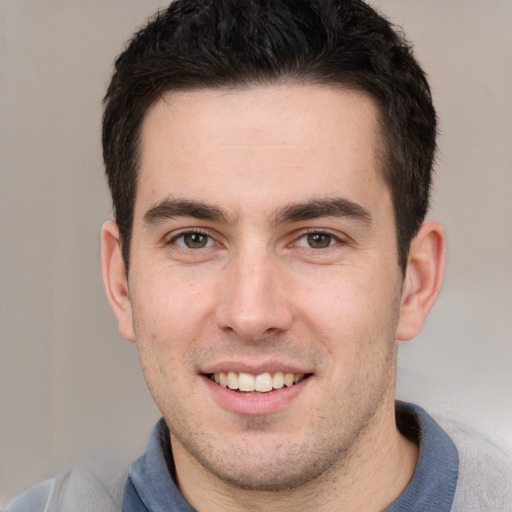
[292,229,346,248]
[166,228,218,248]
[163,227,347,249]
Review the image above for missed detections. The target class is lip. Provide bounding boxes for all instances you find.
[201,359,312,375]
[201,373,312,416]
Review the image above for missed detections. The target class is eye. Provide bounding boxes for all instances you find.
[295,232,339,249]
[172,231,215,249]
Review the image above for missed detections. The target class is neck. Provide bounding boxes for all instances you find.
[172,394,419,512]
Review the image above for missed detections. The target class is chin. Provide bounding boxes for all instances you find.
[180,433,349,492]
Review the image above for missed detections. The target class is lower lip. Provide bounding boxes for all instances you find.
[201,375,311,416]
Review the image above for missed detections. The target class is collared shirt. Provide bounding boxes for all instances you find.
[122,401,459,511]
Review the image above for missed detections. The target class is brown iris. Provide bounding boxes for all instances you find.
[307,233,333,248]
[183,233,209,248]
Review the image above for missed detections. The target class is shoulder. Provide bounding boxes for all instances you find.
[4,466,128,512]
[438,417,512,511]
[4,478,54,512]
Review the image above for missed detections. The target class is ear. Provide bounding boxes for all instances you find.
[101,221,135,342]
[396,221,446,341]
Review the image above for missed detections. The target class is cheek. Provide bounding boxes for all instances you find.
[299,269,394,324]
[133,266,216,334]
[295,269,400,357]
[132,282,200,415]
[129,281,194,378]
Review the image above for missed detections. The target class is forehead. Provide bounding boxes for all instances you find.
[136,84,388,218]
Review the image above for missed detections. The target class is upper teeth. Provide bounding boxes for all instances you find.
[213,371,305,392]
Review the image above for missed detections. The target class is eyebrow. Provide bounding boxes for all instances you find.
[143,196,371,228]
[271,197,372,226]
[143,198,228,225]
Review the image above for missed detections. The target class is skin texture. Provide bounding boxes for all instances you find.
[102,84,445,511]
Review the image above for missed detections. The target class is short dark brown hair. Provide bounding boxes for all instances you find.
[103,0,437,270]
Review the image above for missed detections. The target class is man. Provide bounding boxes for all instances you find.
[5,0,510,510]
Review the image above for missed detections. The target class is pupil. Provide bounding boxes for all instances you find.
[308,233,331,248]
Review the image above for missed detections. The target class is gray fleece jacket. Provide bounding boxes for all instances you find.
[4,407,511,511]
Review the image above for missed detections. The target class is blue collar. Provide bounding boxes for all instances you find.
[384,401,458,511]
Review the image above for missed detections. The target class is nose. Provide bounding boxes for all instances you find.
[214,248,294,343]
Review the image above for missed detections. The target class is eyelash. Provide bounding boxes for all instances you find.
[293,230,343,249]
[167,229,344,251]
[167,229,217,249]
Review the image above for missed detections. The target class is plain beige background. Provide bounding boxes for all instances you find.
[1,0,511,504]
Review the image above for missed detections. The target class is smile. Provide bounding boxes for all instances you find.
[208,371,307,393]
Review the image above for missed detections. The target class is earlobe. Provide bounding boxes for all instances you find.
[396,221,446,341]
[101,221,135,342]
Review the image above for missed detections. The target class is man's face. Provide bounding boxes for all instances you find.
[120,85,407,490]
